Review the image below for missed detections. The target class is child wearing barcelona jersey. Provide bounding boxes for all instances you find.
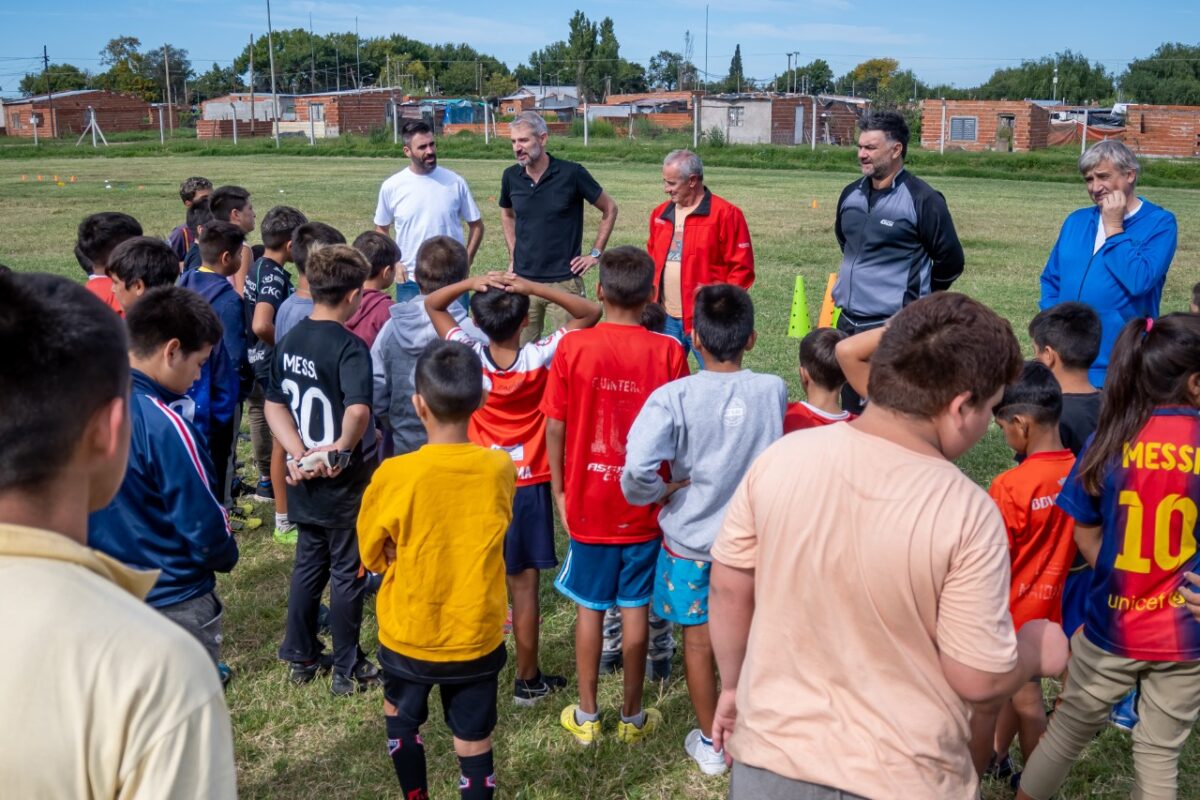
[971,362,1077,780]
[542,246,690,746]
[785,327,856,433]
[1017,314,1200,800]
[426,270,601,706]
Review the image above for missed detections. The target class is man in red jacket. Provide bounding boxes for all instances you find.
[648,149,755,367]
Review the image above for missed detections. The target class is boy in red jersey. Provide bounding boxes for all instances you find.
[542,246,690,745]
[785,327,856,433]
[76,211,143,317]
[971,362,1077,781]
[426,270,601,707]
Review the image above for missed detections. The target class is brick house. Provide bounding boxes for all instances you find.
[1122,105,1200,158]
[199,88,407,138]
[920,99,1050,152]
[699,93,868,146]
[2,89,155,138]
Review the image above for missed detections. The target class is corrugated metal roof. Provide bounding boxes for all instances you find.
[1,88,102,104]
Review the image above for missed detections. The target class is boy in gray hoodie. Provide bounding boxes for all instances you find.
[371,235,486,456]
[621,284,786,776]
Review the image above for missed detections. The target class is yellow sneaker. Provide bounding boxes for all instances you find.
[560,704,602,746]
[616,707,662,744]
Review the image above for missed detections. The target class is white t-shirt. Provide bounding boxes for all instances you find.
[1093,198,1142,254]
[374,166,481,268]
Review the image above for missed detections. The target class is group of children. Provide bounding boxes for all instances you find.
[35,171,1200,798]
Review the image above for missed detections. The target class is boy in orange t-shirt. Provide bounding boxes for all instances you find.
[76,211,143,317]
[973,360,1077,782]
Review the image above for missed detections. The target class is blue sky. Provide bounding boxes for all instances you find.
[0,0,1194,94]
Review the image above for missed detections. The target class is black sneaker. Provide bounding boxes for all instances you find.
[599,653,623,675]
[331,659,382,696]
[288,652,334,684]
[365,572,383,595]
[647,657,672,683]
[514,672,567,707]
[253,479,274,503]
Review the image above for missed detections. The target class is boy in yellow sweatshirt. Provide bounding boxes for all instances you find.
[358,339,516,800]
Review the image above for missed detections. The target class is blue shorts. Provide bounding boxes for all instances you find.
[652,546,711,626]
[554,538,659,611]
[1062,565,1092,639]
[504,483,557,575]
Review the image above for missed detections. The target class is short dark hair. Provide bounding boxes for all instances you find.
[1028,302,1102,371]
[414,236,469,294]
[353,231,401,279]
[260,206,308,250]
[198,220,246,267]
[179,176,213,204]
[292,222,346,274]
[0,272,129,492]
[859,111,910,159]
[306,244,370,306]
[0,263,11,275]
[693,284,754,363]
[76,211,143,273]
[401,120,433,145]
[208,185,251,222]
[414,339,483,423]
[598,246,654,309]
[993,360,1062,427]
[1191,281,1200,309]
[641,301,667,333]
[470,289,530,342]
[126,286,223,359]
[187,196,214,232]
[107,237,179,291]
[799,327,848,391]
[868,293,1022,417]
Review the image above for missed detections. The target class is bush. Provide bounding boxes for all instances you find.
[571,117,616,138]
[703,126,726,148]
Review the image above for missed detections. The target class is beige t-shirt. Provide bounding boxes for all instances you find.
[661,207,693,318]
[712,423,1018,799]
[0,523,237,799]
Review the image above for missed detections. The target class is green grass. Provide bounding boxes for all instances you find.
[1,154,1198,799]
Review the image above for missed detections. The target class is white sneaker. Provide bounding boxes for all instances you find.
[684,728,728,775]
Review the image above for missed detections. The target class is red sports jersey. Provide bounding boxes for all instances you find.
[449,326,565,487]
[540,323,689,544]
[783,401,855,433]
[86,275,124,318]
[988,449,1078,630]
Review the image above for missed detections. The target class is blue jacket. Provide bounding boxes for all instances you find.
[1040,198,1177,387]
[178,269,247,434]
[88,370,239,607]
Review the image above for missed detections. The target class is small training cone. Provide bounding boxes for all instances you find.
[787,275,811,339]
[811,199,818,209]
[69,176,76,183]
[53,175,59,182]
[20,175,27,181]
[817,273,838,328]
[36,175,43,181]
[138,185,144,190]
[57,181,65,187]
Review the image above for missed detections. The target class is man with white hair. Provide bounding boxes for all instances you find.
[1040,139,1178,387]
[500,110,619,345]
[647,149,754,364]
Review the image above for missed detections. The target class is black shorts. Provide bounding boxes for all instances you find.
[380,644,506,742]
[504,482,557,575]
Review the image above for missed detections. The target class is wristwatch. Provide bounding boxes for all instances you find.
[589,248,602,259]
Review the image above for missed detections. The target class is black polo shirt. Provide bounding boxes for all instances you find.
[499,154,603,283]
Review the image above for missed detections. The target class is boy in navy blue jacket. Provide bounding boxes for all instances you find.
[179,220,249,505]
[89,286,239,682]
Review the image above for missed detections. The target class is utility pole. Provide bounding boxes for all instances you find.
[335,45,341,91]
[163,45,174,137]
[1052,60,1059,103]
[266,0,280,147]
[386,54,391,89]
[786,53,792,93]
[42,45,57,137]
[355,17,361,88]
[704,5,709,94]
[309,12,316,92]
[249,34,256,133]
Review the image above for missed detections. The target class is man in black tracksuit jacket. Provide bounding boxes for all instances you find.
[832,111,964,410]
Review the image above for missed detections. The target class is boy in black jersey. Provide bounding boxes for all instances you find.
[1028,302,1102,457]
[266,243,380,696]
[245,206,308,527]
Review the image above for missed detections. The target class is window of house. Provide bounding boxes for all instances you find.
[949,116,977,141]
[310,103,325,122]
[998,114,1016,129]
[282,98,297,121]
[9,111,22,130]
[728,106,744,127]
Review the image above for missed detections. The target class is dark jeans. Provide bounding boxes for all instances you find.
[663,315,704,370]
[160,590,224,665]
[834,312,886,415]
[278,523,367,676]
[208,407,240,506]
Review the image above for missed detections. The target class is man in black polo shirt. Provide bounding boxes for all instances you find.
[833,110,964,411]
[500,111,619,345]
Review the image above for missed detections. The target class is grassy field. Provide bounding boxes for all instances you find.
[1,153,1198,799]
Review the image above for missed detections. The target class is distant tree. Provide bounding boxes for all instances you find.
[776,58,833,93]
[191,63,244,102]
[723,44,745,92]
[19,63,91,95]
[1120,42,1200,105]
[977,50,1113,104]
[142,45,193,105]
[513,11,642,101]
[842,58,900,97]
[648,51,684,89]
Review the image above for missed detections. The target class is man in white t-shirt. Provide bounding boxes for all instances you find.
[374,120,484,301]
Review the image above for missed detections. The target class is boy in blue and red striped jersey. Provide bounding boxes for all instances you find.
[88,287,239,685]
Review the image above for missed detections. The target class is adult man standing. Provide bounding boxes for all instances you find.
[647,149,754,362]
[1039,139,1177,388]
[374,120,484,301]
[832,111,964,409]
[500,110,618,344]
[0,272,236,797]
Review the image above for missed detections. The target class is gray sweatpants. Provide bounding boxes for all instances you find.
[729,763,868,800]
[159,590,224,665]
[601,606,674,664]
